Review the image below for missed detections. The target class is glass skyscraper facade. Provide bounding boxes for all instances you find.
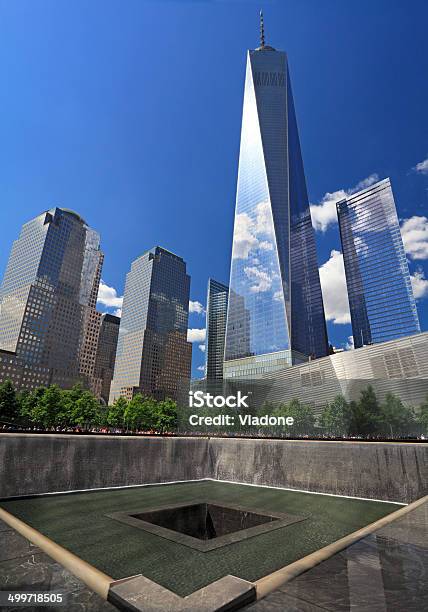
[224,35,328,379]
[205,279,229,381]
[0,207,103,390]
[337,178,420,349]
[92,313,120,404]
[109,247,192,403]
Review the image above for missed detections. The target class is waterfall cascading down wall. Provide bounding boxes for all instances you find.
[1,434,427,503]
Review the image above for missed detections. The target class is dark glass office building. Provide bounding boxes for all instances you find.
[205,279,229,381]
[224,25,328,379]
[109,247,192,403]
[92,313,120,404]
[337,178,420,349]
[0,207,103,390]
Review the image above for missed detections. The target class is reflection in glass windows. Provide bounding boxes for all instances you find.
[337,178,420,349]
[224,43,328,378]
[0,208,103,390]
[205,279,229,381]
[109,247,192,404]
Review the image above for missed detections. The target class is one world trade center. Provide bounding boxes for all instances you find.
[224,14,328,379]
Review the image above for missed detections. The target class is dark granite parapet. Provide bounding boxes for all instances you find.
[0,434,211,498]
[208,438,428,503]
[0,434,427,503]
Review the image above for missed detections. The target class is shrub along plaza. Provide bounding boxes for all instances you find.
[0,379,427,438]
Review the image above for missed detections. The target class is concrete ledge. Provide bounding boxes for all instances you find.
[108,574,256,612]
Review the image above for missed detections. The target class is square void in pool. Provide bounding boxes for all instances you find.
[107,500,306,551]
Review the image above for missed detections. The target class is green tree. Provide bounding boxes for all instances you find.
[319,395,352,436]
[71,391,100,428]
[0,380,20,424]
[290,399,316,435]
[257,401,276,417]
[95,403,109,428]
[60,384,85,426]
[273,399,315,436]
[124,394,157,431]
[17,389,32,426]
[156,398,178,433]
[29,385,63,428]
[21,387,46,424]
[380,393,416,437]
[107,397,128,429]
[416,395,428,436]
[349,386,382,436]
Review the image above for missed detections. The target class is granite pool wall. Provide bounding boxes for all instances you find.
[1,434,426,503]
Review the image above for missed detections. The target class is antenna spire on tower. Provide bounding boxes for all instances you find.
[260,10,265,48]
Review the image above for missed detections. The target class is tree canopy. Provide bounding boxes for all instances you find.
[0,380,178,434]
[0,379,425,438]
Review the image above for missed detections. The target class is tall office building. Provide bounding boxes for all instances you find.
[0,208,103,390]
[224,16,328,380]
[78,229,104,388]
[109,247,192,403]
[78,309,102,389]
[337,177,420,349]
[93,313,120,404]
[205,279,229,381]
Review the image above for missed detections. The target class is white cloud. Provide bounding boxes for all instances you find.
[232,212,259,259]
[310,174,379,232]
[354,235,369,256]
[198,344,206,352]
[273,290,284,302]
[187,328,206,343]
[97,280,123,310]
[353,175,380,191]
[310,189,346,232]
[413,157,428,175]
[232,201,275,260]
[197,365,205,371]
[113,308,122,318]
[259,240,274,251]
[345,336,355,351]
[189,300,205,315]
[244,266,272,293]
[319,250,351,324]
[255,201,274,236]
[411,268,428,299]
[401,216,428,260]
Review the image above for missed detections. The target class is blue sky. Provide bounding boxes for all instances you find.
[1,0,427,378]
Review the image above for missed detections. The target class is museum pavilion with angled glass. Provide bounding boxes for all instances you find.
[224,16,328,380]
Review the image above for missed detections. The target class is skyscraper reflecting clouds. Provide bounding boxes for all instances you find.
[337,178,420,348]
[205,279,229,382]
[0,207,103,390]
[224,19,328,379]
[109,247,192,403]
